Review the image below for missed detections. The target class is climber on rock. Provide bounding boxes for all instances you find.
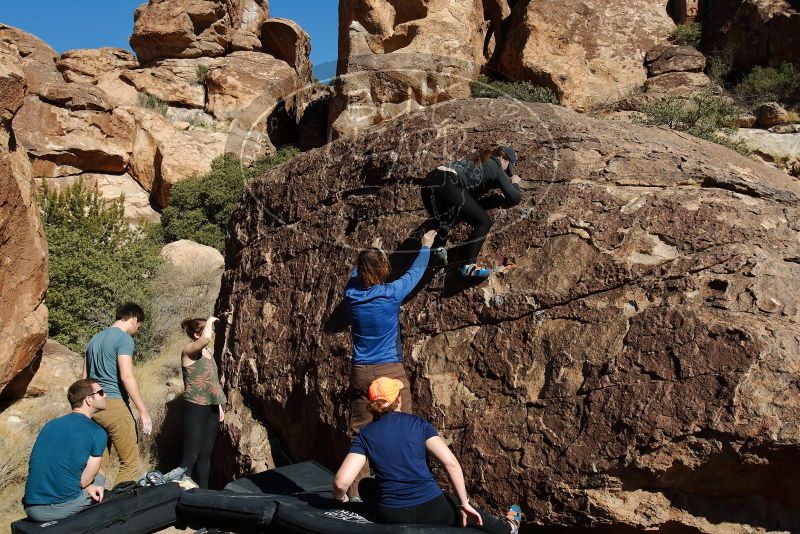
[422,146,522,279]
[333,377,523,533]
[344,229,436,436]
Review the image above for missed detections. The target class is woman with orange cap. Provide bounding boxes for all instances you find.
[333,377,523,533]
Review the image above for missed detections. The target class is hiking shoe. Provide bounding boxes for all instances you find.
[162,467,186,482]
[506,504,524,534]
[138,470,167,487]
[458,264,492,278]
[432,247,448,263]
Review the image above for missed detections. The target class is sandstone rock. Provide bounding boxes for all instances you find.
[122,106,227,207]
[737,113,758,128]
[205,51,297,120]
[217,98,800,532]
[260,18,312,85]
[95,70,140,107]
[645,44,706,76]
[130,0,269,65]
[736,127,800,165]
[12,95,135,177]
[44,173,160,225]
[161,239,224,273]
[37,81,112,111]
[24,340,82,398]
[0,24,62,94]
[0,41,26,122]
[495,0,674,111]
[701,0,800,70]
[644,71,711,96]
[669,0,702,23]
[121,58,210,109]
[756,102,790,128]
[330,0,486,138]
[205,51,297,159]
[0,141,47,400]
[56,48,138,84]
[770,124,800,134]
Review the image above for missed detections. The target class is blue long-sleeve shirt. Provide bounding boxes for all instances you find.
[344,247,430,365]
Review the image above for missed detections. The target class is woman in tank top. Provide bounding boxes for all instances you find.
[179,316,226,489]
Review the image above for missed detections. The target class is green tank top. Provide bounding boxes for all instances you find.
[182,348,226,405]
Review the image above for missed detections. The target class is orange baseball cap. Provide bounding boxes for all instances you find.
[368,377,404,404]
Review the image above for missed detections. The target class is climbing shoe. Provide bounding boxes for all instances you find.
[506,504,524,534]
[459,264,492,278]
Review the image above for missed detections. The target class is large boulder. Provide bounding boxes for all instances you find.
[701,0,800,71]
[329,0,485,138]
[129,0,269,65]
[24,340,83,398]
[260,18,312,85]
[120,58,210,109]
[645,44,706,76]
[12,94,135,178]
[56,48,138,84]
[122,106,228,207]
[494,0,674,111]
[0,140,48,400]
[0,24,62,94]
[216,98,800,532]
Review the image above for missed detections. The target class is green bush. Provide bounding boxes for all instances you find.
[195,64,210,84]
[670,22,701,47]
[635,92,751,156]
[40,179,164,356]
[137,92,168,116]
[471,75,560,105]
[706,51,733,89]
[735,63,800,107]
[161,146,300,251]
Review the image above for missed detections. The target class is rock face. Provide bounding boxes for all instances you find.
[701,0,800,70]
[494,0,674,111]
[24,340,83,398]
[217,98,800,532]
[645,44,706,76]
[0,124,48,401]
[129,0,269,64]
[56,48,139,84]
[329,0,486,138]
[260,18,312,84]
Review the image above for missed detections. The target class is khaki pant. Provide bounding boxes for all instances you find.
[93,398,141,485]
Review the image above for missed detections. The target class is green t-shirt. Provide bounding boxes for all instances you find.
[85,326,134,400]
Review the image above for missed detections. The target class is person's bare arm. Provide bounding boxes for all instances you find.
[426,436,483,526]
[118,356,152,435]
[333,453,367,502]
[80,456,102,488]
[182,317,219,360]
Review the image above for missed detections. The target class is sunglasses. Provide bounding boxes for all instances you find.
[87,389,106,398]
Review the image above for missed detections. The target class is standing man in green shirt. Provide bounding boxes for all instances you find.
[83,302,152,486]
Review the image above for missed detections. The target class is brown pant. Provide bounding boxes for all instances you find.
[92,398,141,485]
[350,362,412,432]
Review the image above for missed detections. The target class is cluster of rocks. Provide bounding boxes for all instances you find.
[0,0,315,223]
[217,97,800,533]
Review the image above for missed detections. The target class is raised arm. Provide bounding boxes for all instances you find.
[387,230,435,299]
[496,170,522,204]
[182,316,219,360]
[426,436,483,527]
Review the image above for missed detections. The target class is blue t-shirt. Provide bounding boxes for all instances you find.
[344,247,430,365]
[85,326,135,399]
[24,413,107,506]
[349,412,442,508]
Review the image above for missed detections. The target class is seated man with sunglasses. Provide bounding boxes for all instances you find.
[23,379,108,522]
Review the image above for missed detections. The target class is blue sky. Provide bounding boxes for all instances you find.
[1,0,339,77]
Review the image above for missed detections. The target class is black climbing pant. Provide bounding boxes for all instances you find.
[359,478,511,533]
[180,401,219,489]
[422,168,492,266]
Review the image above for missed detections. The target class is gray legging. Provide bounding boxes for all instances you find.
[25,473,105,522]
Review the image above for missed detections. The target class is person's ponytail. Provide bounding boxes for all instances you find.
[472,146,507,166]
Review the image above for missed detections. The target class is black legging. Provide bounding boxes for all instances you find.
[180,401,219,489]
[422,168,492,266]
[359,478,511,533]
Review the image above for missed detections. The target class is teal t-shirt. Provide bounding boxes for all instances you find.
[24,413,107,506]
[85,326,134,400]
